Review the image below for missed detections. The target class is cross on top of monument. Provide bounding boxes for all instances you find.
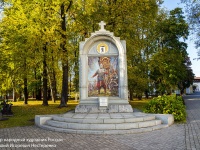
[98,21,106,31]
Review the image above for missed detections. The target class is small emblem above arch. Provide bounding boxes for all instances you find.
[97,43,109,54]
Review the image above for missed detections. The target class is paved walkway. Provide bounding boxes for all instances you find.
[0,92,200,150]
[184,92,200,150]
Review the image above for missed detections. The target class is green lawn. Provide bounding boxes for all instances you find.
[0,100,78,128]
[129,99,149,111]
[0,99,149,128]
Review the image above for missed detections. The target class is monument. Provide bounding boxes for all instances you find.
[35,21,174,134]
[75,21,133,113]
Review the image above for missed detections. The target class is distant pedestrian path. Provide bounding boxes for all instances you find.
[183,91,200,150]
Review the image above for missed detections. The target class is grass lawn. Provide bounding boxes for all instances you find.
[0,100,78,129]
[0,99,149,129]
[129,99,149,111]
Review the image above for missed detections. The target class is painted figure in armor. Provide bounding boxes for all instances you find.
[92,63,107,94]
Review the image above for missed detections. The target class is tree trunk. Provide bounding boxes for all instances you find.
[74,50,79,92]
[69,73,71,94]
[48,52,57,102]
[137,94,142,100]
[13,88,16,102]
[35,68,42,100]
[180,88,185,96]
[60,64,68,107]
[32,91,35,98]
[36,76,42,100]
[129,88,133,101]
[59,2,70,107]
[24,77,28,104]
[12,76,16,102]
[42,44,48,106]
[52,71,57,101]
[49,70,57,102]
[19,91,22,100]
[47,87,51,100]
[36,87,42,100]
[42,74,48,106]
[145,90,149,99]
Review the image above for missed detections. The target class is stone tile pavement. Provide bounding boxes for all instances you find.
[0,92,200,150]
[184,92,200,150]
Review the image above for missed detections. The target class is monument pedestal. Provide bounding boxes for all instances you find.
[75,104,133,113]
[75,96,133,113]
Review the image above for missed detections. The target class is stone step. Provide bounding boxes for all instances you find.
[35,112,174,135]
[45,119,162,130]
[52,115,156,124]
[40,124,169,135]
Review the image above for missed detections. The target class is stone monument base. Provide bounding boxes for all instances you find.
[75,97,133,113]
[75,104,133,113]
[35,111,174,135]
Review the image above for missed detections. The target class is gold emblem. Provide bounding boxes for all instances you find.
[97,43,108,54]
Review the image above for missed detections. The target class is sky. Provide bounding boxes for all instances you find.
[162,0,200,77]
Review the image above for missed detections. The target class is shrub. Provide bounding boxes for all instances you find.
[144,95,186,122]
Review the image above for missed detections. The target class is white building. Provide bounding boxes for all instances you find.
[193,77,200,91]
[175,77,200,95]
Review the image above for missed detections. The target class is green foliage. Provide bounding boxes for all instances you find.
[0,0,193,104]
[144,95,186,122]
[149,8,191,95]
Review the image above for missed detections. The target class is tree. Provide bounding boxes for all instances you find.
[0,0,82,106]
[89,0,162,99]
[178,56,194,94]
[0,0,62,104]
[181,0,200,60]
[58,0,72,107]
[0,0,194,104]
[149,8,190,95]
[0,0,34,104]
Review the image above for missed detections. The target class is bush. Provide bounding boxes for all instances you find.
[144,95,186,122]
